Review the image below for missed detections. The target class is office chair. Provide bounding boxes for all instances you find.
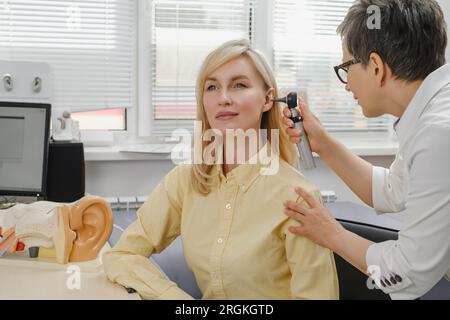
[335,219,398,300]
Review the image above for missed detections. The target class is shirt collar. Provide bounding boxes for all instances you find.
[395,64,450,147]
[213,143,276,193]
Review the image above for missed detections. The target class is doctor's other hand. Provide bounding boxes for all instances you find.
[282,97,330,156]
[283,186,346,250]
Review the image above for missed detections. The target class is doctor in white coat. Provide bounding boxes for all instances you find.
[282,0,450,299]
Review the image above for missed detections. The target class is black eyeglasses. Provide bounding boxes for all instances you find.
[333,59,360,84]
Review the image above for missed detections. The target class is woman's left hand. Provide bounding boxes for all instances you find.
[283,187,346,250]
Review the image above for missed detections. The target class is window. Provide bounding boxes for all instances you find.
[146,0,390,138]
[71,108,126,130]
[0,0,136,128]
[273,0,389,133]
[149,0,256,136]
[1,0,394,140]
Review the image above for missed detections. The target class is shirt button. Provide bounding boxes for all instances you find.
[394,274,402,283]
[390,275,397,285]
[225,203,232,210]
[212,272,220,280]
[217,238,223,244]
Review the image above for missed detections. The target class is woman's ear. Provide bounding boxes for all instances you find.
[67,196,113,262]
[263,88,275,112]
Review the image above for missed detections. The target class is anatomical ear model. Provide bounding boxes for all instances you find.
[0,196,113,264]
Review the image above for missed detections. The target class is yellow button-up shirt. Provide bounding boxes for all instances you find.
[103,150,339,300]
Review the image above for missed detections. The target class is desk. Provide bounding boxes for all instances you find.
[326,201,403,231]
[0,244,140,300]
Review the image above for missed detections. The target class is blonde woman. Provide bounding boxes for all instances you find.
[103,39,339,300]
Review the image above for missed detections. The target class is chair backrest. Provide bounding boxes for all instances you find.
[151,237,203,299]
[335,219,398,300]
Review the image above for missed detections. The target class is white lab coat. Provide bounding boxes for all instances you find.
[367,64,450,300]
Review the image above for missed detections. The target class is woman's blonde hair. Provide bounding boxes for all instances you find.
[191,39,297,195]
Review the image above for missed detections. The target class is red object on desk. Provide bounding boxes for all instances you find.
[16,242,25,252]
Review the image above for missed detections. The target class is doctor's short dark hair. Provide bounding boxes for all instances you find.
[337,0,447,81]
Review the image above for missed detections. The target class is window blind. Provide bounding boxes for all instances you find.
[273,0,389,132]
[151,0,255,136]
[0,0,136,115]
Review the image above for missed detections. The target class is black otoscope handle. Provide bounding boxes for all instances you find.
[284,92,316,170]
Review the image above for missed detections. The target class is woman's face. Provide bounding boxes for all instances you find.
[203,56,273,133]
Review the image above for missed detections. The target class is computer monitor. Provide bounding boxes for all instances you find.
[0,101,51,198]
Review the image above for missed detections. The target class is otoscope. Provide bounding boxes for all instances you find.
[274,92,316,170]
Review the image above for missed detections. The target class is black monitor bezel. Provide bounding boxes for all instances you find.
[0,101,51,198]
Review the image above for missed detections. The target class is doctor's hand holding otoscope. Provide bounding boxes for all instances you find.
[274,92,334,170]
[273,92,318,170]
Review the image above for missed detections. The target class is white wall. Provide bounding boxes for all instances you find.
[85,160,175,198]
[302,156,394,204]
